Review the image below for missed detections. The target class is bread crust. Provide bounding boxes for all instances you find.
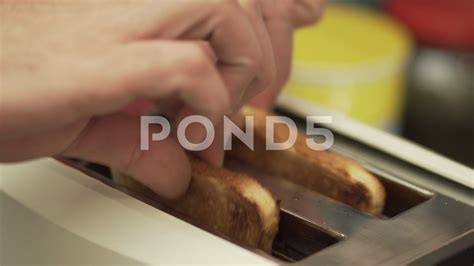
[112,106,385,254]
[113,157,279,252]
[227,106,386,215]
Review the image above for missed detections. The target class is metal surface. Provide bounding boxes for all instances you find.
[225,157,473,265]
[409,230,474,265]
[59,120,474,265]
[276,94,474,189]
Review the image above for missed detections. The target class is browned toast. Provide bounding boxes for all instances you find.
[227,106,386,215]
[113,156,279,252]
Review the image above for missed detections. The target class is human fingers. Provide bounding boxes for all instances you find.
[0,120,88,162]
[62,113,191,200]
[293,0,327,27]
[71,40,229,124]
[237,0,277,104]
[168,0,270,111]
[250,0,294,109]
[0,39,229,142]
[174,0,279,144]
[193,120,226,167]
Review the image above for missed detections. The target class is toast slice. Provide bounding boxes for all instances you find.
[113,156,279,252]
[227,106,386,215]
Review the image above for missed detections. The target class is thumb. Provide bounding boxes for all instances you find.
[62,113,190,200]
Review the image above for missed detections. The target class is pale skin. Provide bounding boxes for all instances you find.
[0,0,325,199]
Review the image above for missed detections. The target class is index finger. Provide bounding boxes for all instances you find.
[181,0,269,110]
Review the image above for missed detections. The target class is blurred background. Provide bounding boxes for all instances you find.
[284,0,473,166]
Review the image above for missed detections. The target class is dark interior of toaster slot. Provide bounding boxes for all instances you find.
[272,210,342,262]
[62,159,343,262]
[367,169,434,218]
[66,158,435,220]
[64,159,433,260]
[273,109,435,217]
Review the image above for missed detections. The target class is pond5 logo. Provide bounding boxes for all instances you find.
[140,115,334,151]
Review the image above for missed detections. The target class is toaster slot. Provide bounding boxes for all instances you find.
[60,159,344,262]
[59,158,437,263]
[363,166,434,218]
[272,210,342,262]
[225,156,434,218]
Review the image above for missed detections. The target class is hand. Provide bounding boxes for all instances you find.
[0,0,326,199]
[194,0,327,168]
[0,0,276,198]
[249,0,326,109]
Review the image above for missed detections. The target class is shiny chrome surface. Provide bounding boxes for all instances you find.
[61,122,474,265]
[226,158,473,265]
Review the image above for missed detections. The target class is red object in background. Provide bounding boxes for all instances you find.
[385,0,474,50]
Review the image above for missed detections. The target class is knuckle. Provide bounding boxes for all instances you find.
[182,45,213,77]
[245,55,261,79]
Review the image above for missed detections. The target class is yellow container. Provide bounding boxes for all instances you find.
[285,4,412,131]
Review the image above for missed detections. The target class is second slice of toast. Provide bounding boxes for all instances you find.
[228,106,386,215]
